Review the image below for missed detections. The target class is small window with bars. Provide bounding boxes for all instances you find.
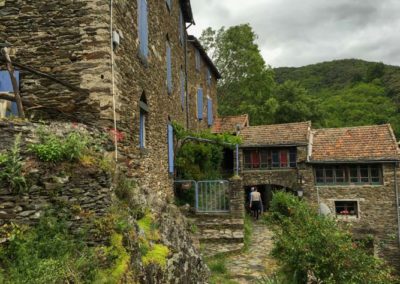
[335,201,358,217]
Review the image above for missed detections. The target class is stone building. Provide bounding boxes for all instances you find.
[0,0,220,203]
[214,117,400,269]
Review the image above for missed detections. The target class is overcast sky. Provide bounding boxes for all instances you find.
[188,0,400,68]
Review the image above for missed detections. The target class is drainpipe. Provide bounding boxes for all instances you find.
[110,0,118,161]
[395,162,400,246]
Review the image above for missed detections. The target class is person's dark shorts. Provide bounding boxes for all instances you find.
[251,201,261,211]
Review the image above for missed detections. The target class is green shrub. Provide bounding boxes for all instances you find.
[29,129,88,163]
[0,134,27,194]
[265,192,396,284]
[0,212,98,283]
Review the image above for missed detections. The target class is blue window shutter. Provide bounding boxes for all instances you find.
[179,10,184,45]
[180,70,185,109]
[166,42,172,94]
[168,124,174,174]
[0,70,19,116]
[197,88,203,120]
[138,0,148,61]
[207,98,213,126]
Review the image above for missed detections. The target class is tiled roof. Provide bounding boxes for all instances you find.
[310,124,400,162]
[212,114,249,134]
[240,121,311,146]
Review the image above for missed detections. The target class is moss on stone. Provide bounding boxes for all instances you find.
[142,244,170,269]
[95,233,130,283]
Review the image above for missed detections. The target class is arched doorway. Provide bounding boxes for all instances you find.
[244,184,294,213]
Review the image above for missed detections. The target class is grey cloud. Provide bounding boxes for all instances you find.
[190,0,400,67]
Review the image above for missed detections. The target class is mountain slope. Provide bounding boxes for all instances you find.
[273,59,400,136]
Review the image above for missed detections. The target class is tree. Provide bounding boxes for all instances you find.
[200,24,275,123]
[272,80,323,126]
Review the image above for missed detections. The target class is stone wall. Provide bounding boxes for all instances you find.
[0,0,112,123]
[187,41,219,132]
[0,121,113,241]
[303,163,400,271]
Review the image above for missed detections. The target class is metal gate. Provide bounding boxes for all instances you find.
[196,180,230,213]
[174,180,230,213]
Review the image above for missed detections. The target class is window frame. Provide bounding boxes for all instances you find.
[314,164,382,186]
[334,200,359,218]
[243,148,297,170]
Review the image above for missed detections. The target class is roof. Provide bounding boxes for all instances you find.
[212,114,249,134]
[187,35,221,79]
[180,0,194,24]
[310,124,400,162]
[240,121,311,147]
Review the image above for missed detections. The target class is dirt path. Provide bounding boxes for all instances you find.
[226,221,278,283]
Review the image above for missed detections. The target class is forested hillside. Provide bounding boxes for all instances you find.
[274,59,400,135]
[200,25,400,137]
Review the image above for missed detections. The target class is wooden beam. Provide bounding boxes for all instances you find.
[1,48,25,118]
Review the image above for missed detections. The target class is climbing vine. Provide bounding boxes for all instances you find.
[172,122,241,181]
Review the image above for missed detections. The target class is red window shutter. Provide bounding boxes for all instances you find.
[280,150,288,167]
[251,151,260,168]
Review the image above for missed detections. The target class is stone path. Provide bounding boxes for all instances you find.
[225,220,278,283]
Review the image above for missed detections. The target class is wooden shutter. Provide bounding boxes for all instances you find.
[0,70,19,116]
[180,70,185,109]
[168,124,174,173]
[138,0,148,60]
[179,9,184,45]
[207,98,213,126]
[166,41,172,94]
[197,88,203,120]
[139,111,145,148]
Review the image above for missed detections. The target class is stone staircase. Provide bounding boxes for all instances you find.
[190,214,244,257]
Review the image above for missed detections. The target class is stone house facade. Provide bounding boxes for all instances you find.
[0,0,220,204]
[214,117,400,270]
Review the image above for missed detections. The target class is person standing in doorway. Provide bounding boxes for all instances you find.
[250,187,262,220]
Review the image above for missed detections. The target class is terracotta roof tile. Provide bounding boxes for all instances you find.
[240,121,311,146]
[311,124,400,162]
[212,114,249,134]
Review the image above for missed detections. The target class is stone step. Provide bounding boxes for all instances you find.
[196,219,244,230]
[198,228,244,242]
[201,242,244,258]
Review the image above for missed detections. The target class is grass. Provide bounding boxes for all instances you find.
[206,253,238,284]
[243,214,253,252]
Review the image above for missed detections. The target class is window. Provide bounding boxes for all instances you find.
[314,165,382,185]
[0,70,19,118]
[289,148,297,168]
[206,68,211,86]
[179,9,184,45]
[243,148,297,170]
[180,68,185,110]
[335,201,358,217]
[138,0,148,63]
[166,40,172,95]
[167,123,174,174]
[197,87,203,120]
[139,94,148,148]
[195,49,201,71]
[207,98,213,126]
[166,0,171,11]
